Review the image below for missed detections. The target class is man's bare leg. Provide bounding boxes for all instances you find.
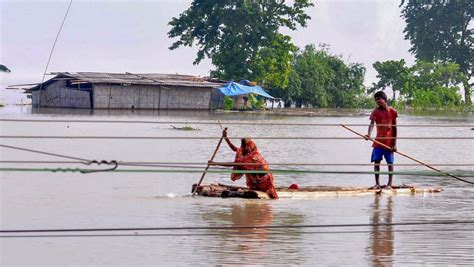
[387,164,394,189]
[370,161,381,189]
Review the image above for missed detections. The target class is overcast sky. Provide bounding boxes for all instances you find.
[1,0,415,101]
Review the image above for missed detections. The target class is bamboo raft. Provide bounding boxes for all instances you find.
[192,183,443,199]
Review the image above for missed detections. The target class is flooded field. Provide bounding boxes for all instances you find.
[1,106,473,266]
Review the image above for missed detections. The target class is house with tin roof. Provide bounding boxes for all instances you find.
[27,72,225,109]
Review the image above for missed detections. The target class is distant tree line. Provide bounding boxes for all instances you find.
[371,60,464,109]
[277,44,368,108]
[168,0,473,109]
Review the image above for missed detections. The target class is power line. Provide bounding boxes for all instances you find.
[1,220,472,233]
[0,167,473,177]
[37,0,73,108]
[0,135,472,140]
[1,118,472,128]
[0,144,117,173]
[1,144,472,182]
[0,144,88,162]
[1,160,472,167]
[0,228,468,238]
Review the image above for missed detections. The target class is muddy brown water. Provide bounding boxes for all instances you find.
[1,106,473,266]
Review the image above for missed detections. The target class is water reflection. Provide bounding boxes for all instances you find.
[31,107,216,118]
[369,195,394,266]
[2,106,473,265]
[229,202,274,240]
[196,201,304,265]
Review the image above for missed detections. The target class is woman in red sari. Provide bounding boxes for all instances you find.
[222,129,278,199]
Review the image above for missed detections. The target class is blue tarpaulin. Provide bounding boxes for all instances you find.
[218,81,275,99]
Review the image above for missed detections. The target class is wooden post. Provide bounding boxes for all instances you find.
[192,127,227,195]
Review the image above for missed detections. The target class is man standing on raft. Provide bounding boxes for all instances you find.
[365,91,398,189]
[222,129,278,199]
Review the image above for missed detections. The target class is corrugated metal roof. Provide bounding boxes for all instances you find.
[43,72,226,88]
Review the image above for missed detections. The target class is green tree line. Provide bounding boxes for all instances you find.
[279,44,368,108]
[371,60,465,109]
[168,0,473,109]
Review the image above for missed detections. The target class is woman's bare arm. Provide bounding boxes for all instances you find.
[223,129,238,151]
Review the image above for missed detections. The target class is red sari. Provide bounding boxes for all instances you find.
[231,139,278,199]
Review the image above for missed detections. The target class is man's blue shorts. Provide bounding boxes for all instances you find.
[371,147,394,164]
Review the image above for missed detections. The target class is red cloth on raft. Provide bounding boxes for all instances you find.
[231,139,278,199]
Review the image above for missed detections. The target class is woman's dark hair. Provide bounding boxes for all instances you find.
[374,91,388,102]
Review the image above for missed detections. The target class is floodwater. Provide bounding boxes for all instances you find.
[0,106,473,266]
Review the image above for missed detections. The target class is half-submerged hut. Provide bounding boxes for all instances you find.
[27,72,225,109]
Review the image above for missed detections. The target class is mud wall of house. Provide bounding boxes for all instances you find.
[93,84,212,109]
[210,89,224,108]
[32,80,91,108]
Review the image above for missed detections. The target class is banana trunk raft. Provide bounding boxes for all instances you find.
[192,183,443,199]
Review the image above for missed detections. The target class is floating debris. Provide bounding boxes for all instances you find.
[170,125,200,131]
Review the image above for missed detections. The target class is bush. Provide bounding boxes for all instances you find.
[255,98,266,109]
[223,96,234,110]
[247,94,257,108]
[411,87,461,110]
[248,94,265,110]
[391,98,407,110]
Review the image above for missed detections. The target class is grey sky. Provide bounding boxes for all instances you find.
[1,0,414,102]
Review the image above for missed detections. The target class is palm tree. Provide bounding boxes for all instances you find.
[0,64,11,73]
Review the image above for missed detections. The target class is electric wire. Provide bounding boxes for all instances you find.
[1,160,472,167]
[1,167,473,177]
[0,144,88,162]
[1,219,472,233]
[0,228,469,238]
[1,118,472,128]
[37,0,73,108]
[0,135,472,140]
[0,144,472,179]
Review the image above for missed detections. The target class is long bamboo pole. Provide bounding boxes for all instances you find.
[192,127,227,195]
[341,124,474,185]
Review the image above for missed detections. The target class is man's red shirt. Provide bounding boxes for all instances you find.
[370,107,398,149]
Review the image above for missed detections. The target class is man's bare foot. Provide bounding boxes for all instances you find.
[386,184,393,189]
[369,184,381,190]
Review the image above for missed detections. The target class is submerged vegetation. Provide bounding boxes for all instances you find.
[247,94,265,110]
[170,125,200,131]
[223,96,234,110]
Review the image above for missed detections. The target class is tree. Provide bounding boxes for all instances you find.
[410,61,464,92]
[372,59,466,109]
[250,34,296,93]
[286,44,367,108]
[0,65,11,73]
[400,0,473,104]
[167,0,313,89]
[371,60,409,101]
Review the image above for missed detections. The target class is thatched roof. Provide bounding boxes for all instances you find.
[26,72,226,91]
